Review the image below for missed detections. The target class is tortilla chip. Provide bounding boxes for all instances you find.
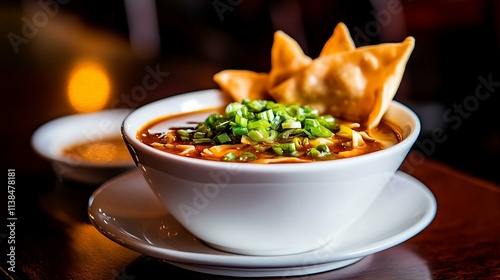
[213,23,356,102]
[213,70,270,102]
[213,23,415,129]
[269,36,415,129]
[268,31,312,88]
[319,22,356,57]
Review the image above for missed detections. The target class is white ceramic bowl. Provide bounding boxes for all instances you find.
[32,109,136,185]
[122,89,421,256]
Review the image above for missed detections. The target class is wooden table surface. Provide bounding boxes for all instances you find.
[1,151,499,280]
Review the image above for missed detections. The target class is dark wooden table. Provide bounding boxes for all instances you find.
[1,151,499,280]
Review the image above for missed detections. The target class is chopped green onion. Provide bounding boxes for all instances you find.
[304,118,320,129]
[279,142,297,156]
[305,108,319,118]
[193,131,206,139]
[223,152,237,161]
[272,145,284,155]
[302,129,314,138]
[282,120,301,129]
[177,129,189,136]
[308,147,320,158]
[270,115,286,130]
[265,101,277,109]
[279,128,304,139]
[246,100,266,112]
[267,130,278,141]
[272,105,289,117]
[248,128,269,142]
[196,123,208,133]
[292,137,303,148]
[225,102,244,117]
[265,109,275,121]
[248,119,271,130]
[216,133,232,144]
[307,143,331,159]
[205,114,222,126]
[232,126,248,136]
[310,126,333,137]
[214,119,230,131]
[235,114,248,127]
[318,115,336,129]
[239,152,257,161]
[316,143,330,153]
[236,106,249,118]
[286,105,300,118]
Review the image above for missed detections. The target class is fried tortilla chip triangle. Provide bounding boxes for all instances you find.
[319,22,356,56]
[269,36,415,129]
[213,23,359,103]
[213,70,270,102]
[268,31,312,88]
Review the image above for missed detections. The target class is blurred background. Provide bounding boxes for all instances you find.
[1,0,499,184]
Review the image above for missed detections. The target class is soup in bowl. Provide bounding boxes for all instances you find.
[121,89,420,256]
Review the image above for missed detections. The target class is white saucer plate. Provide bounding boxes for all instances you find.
[31,109,136,185]
[88,170,436,277]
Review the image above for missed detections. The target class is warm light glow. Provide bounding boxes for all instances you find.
[67,60,111,112]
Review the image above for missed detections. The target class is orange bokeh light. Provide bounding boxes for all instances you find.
[67,60,111,113]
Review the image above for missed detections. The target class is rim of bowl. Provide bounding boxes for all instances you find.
[122,89,421,172]
[32,108,136,168]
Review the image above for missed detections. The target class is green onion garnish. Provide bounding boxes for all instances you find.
[223,152,237,161]
[232,126,248,136]
[171,99,341,159]
[310,126,333,137]
[282,120,301,129]
[216,133,232,144]
[239,152,257,161]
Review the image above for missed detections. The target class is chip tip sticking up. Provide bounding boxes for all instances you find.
[319,22,356,56]
[268,30,312,88]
